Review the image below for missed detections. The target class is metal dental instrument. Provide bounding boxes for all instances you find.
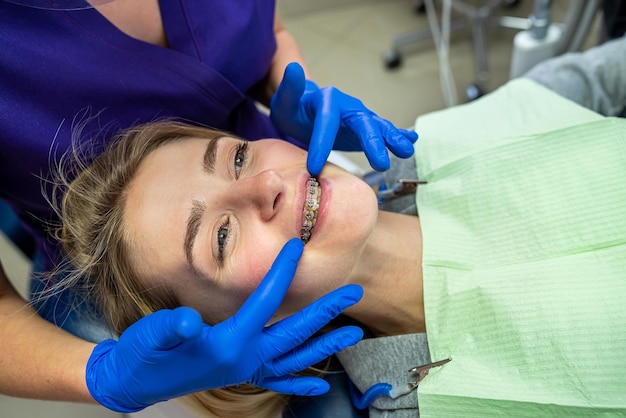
[349,358,451,410]
[407,358,452,390]
[377,178,428,203]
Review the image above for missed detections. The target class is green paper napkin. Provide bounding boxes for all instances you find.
[414,79,626,416]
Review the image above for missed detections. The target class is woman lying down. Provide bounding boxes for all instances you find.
[53,58,626,417]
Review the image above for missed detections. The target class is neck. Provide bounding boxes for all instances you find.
[92,0,169,47]
[346,211,424,337]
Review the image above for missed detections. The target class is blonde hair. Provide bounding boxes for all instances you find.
[53,120,295,417]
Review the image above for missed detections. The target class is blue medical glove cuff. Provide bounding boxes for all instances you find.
[86,339,147,413]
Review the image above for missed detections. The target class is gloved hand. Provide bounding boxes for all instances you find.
[86,238,363,413]
[270,62,418,175]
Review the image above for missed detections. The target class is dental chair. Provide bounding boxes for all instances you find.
[283,356,368,418]
[384,0,528,100]
[384,0,600,101]
[0,198,35,260]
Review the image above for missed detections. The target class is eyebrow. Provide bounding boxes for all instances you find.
[184,200,206,272]
[202,135,224,174]
[183,136,225,272]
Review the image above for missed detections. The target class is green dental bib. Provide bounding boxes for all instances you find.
[414,79,626,416]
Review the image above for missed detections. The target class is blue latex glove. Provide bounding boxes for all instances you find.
[86,238,364,412]
[270,62,419,175]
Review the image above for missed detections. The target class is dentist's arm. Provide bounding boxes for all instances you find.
[0,258,95,402]
[249,12,312,107]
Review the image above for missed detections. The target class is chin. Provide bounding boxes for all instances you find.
[288,255,357,305]
[297,218,375,293]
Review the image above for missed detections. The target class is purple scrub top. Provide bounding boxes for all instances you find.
[0,0,281,271]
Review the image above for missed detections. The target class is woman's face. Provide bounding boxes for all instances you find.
[124,136,378,322]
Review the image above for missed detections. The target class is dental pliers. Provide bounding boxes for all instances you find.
[407,358,452,390]
[349,358,451,410]
[377,179,428,203]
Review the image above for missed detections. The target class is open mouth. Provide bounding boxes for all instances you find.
[301,177,321,244]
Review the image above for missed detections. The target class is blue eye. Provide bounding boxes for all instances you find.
[217,220,230,263]
[234,141,248,179]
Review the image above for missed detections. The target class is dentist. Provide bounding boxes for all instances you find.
[0,0,416,413]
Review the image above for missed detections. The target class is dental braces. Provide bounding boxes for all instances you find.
[301,177,321,244]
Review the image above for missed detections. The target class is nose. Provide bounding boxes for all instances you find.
[230,169,284,221]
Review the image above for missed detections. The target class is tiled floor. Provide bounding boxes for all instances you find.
[0,0,601,417]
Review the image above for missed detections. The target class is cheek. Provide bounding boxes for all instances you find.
[261,140,307,165]
[227,239,314,322]
[228,245,280,295]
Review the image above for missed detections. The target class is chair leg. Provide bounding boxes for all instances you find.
[384,16,469,69]
[470,17,489,93]
[414,0,426,14]
[466,13,529,101]
[463,17,489,102]
[383,0,525,75]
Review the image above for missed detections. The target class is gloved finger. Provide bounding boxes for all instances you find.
[259,375,331,396]
[271,62,307,114]
[266,284,363,355]
[377,118,416,159]
[342,114,391,172]
[269,326,363,376]
[399,128,419,143]
[138,307,204,351]
[233,238,304,336]
[306,94,340,176]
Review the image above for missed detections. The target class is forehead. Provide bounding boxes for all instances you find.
[146,136,215,166]
[122,137,215,278]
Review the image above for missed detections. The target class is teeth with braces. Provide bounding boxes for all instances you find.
[301,177,321,244]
